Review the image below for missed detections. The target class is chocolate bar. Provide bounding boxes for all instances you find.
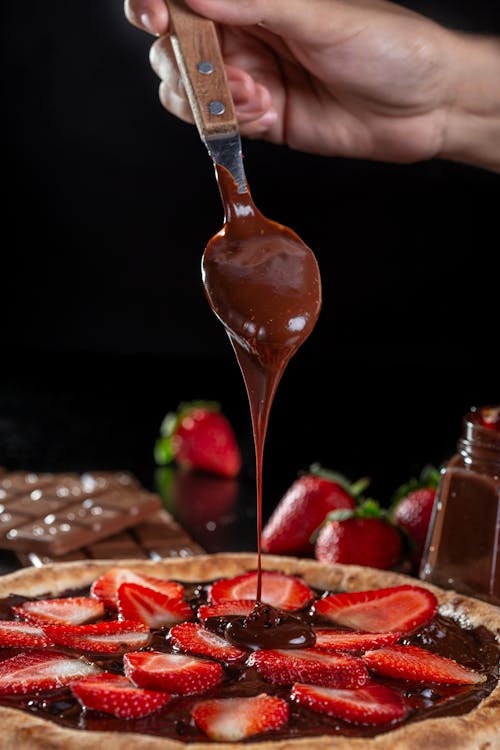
[15,509,205,567]
[0,470,162,556]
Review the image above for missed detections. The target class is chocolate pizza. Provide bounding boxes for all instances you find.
[0,553,498,749]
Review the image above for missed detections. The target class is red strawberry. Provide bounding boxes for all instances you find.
[291,682,405,725]
[208,571,314,612]
[478,405,500,430]
[198,600,255,624]
[154,401,241,478]
[390,466,440,569]
[13,596,105,626]
[90,567,184,610]
[313,629,401,653]
[169,622,247,662]
[71,672,171,719]
[42,620,151,654]
[0,620,54,648]
[192,694,289,741]
[314,500,403,570]
[124,650,223,695]
[314,585,438,634]
[247,648,368,688]
[362,645,487,684]
[0,650,100,695]
[117,583,192,628]
[262,465,367,555]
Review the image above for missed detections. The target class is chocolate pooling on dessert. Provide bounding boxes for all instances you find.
[202,166,321,645]
[219,602,316,651]
[0,582,497,742]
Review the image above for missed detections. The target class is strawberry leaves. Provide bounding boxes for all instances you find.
[390,465,441,508]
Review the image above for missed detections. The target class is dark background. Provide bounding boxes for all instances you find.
[0,1,499,549]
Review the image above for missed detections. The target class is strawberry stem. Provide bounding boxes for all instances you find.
[308,463,370,499]
[390,464,440,506]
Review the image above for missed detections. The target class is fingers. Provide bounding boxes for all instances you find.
[125,0,321,39]
[149,36,193,123]
[184,0,345,41]
[124,0,169,35]
[150,36,278,134]
[227,67,279,138]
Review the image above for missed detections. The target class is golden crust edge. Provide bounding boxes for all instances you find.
[0,553,498,750]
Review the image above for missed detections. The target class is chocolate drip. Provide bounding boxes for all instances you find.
[202,165,322,603]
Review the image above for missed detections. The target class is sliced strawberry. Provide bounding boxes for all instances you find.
[43,620,151,654]
[13,596,105,626]
[291,682,406,725]
[117,583,192,628]
[198,600,255,623]
[169,622,247,662]
[71,672,171,719]
[362,645,487,684]
[247,648,368,688]
[0,620,54,648]
[0,650,100,695]
[192,694,289,741]
[124,650,224,694]
[313,629,401,653]
[314,585,438,634]
[90,567,184,610]
[208,572,314,612]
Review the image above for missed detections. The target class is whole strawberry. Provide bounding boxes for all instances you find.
[314,500,403,570]
[154,401,241,478]
[389,465,440,570]
[262,465,368,555]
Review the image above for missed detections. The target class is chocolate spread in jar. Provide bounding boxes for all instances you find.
[202,165,321,648]
[421,405,500,604]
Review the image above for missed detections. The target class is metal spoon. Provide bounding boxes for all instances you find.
[166,0,322,600]
[166,0,322,372]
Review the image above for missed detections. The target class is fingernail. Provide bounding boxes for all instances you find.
[140,12,160,36]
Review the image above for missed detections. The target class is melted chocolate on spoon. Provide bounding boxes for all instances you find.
[202,165,322,649]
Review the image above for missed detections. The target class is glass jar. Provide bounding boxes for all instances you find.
[420,405,500,604]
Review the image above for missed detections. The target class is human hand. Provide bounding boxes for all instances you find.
[125,0,500,171]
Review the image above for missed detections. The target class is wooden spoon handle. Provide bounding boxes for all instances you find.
[166,0,238,138]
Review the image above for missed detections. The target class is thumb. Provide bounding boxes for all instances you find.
[184,0,341,41]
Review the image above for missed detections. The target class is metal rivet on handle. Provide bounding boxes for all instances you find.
[198,61,213,75]
[208,100,226,116]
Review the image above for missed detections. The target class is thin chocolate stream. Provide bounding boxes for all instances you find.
[202,165,321,640]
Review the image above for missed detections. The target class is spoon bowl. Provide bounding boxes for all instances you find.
[202,166,322,370]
